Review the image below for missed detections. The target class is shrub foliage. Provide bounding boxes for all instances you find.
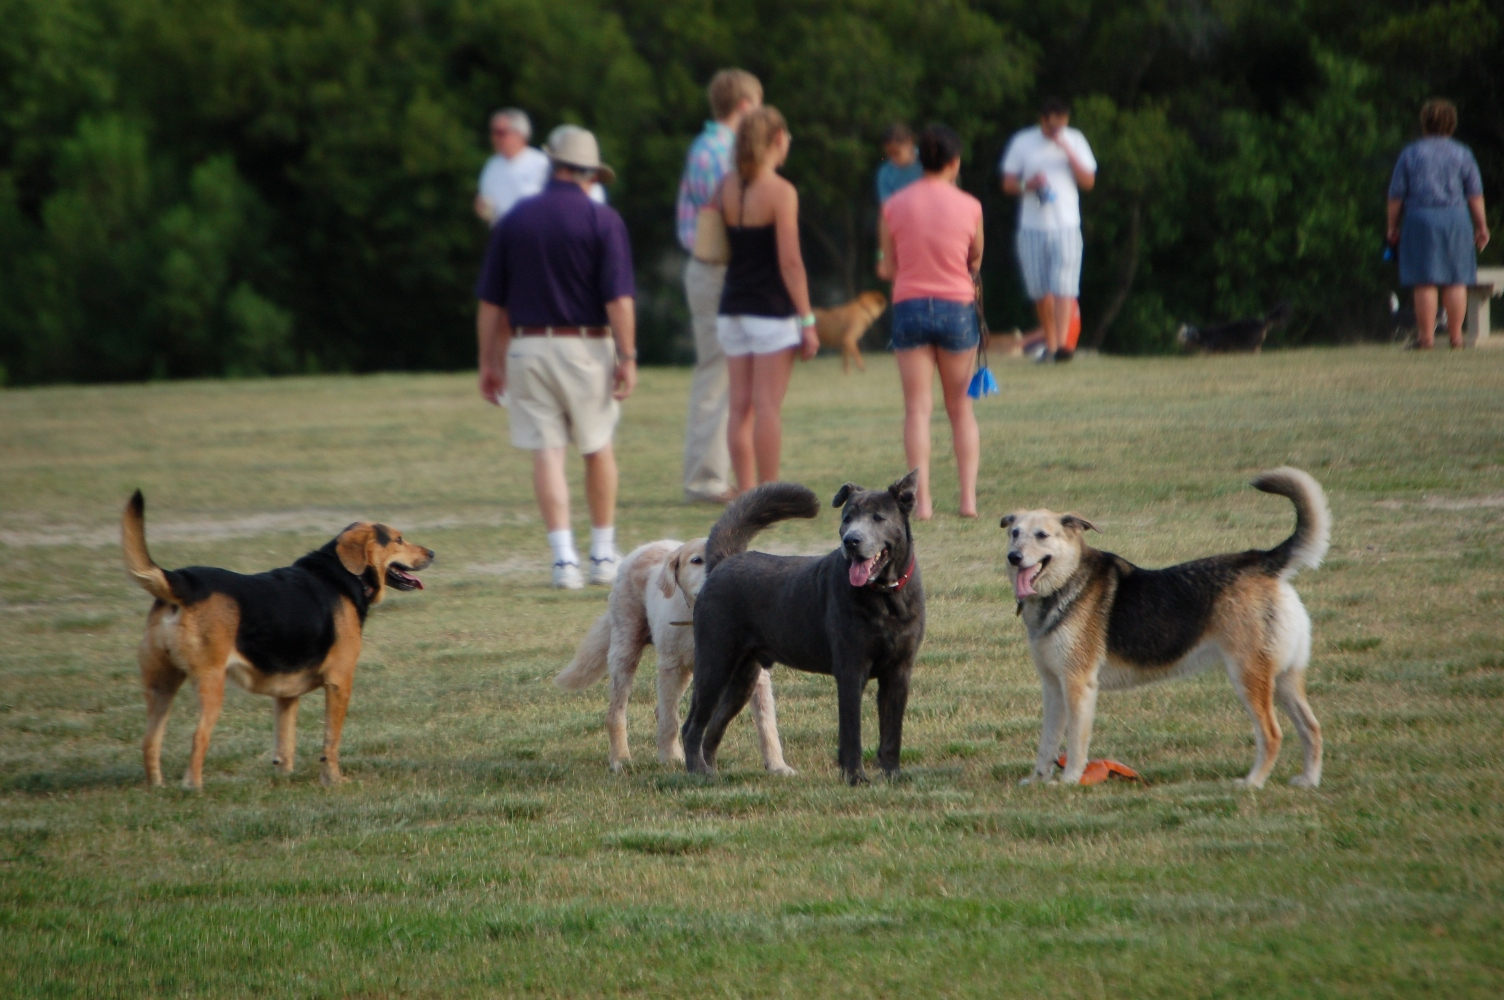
[0,0,1499,382]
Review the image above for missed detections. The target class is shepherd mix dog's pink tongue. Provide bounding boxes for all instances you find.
[849,556,877,587]
[1014,563,1041,598]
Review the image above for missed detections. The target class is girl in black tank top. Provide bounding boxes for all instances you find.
[720,181,796,317]
[714,105,815,493]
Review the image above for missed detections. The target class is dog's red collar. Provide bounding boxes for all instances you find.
[868,556,916,593]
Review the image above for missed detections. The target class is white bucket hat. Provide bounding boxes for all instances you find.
[543,125,616,185]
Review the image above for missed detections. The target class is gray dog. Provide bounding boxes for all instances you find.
[681,473,926,784]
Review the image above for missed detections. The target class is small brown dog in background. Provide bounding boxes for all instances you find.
[815,290,887,372]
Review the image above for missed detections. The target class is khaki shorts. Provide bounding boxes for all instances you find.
[505,335,619,453]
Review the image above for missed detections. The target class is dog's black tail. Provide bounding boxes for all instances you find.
[1253,467,1330,581]
[1264,301,1291,326]
[704,482,821,574]
[122,491,177,603]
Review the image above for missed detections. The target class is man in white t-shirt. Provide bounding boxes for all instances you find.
[1000,98,1097,362]
[476,109,551,226]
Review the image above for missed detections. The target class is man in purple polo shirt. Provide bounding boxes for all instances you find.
[476,125,638,590]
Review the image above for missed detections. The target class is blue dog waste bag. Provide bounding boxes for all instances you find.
[968,365,998,399]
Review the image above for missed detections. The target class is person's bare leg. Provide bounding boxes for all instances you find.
[1034,296,1058,354]
[726,354,756,491]
[750,349,796,484]
[936,348,979,518]
[1054,296,1076,353]
[1441,284,1467,348]
[533,447,570,531]
[583,444,617,529]
[895,347,937,520]
[1412,286,1438,348]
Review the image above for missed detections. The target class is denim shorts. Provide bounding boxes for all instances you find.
[890,297,980,353]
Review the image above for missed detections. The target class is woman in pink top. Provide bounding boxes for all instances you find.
[877,125,984,520]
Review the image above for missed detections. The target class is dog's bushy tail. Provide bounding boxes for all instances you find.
[554,611,612,689]
[1253,467,1330,580]
[122,491,176,603]
[704,482,820,574]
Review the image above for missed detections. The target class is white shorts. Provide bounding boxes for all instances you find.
[716,314,802,357]
[1016,227,1084,299]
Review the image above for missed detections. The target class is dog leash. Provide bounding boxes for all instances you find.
[968,273,999,399]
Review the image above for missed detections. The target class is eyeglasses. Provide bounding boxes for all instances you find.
[491,127,511,137]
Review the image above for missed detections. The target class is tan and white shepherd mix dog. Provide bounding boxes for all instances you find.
[1002,468,1329,789]
[554,539,795,774]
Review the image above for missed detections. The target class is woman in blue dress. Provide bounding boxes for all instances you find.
[1386,99,1491,349]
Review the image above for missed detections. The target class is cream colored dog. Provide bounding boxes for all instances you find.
[554,539,794,774]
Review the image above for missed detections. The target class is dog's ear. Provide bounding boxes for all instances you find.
[660,547,684,599]
[336,523,373,575]
[832,482,862,508]
[888,469,919,514]
[1000,513,1018,529]
[1060,513,1100,535]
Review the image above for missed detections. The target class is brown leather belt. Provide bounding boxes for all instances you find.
[514,326,610,338]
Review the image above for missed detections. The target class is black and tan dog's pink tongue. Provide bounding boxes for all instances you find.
[849,556,878,587]
[1014,563,1041,598]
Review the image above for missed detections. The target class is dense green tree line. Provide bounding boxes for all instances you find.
[0,0,1498,383]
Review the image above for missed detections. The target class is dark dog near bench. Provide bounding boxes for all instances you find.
[1177,302,1290,353]
[682,472,925,784]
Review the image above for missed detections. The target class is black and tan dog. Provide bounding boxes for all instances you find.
[682,473,925,784]
[1002,468,1327,789]
[122,492,433,789]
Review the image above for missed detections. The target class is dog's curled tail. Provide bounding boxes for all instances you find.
[1253,467,1330,580]
[555,612,612,689]
[704,482,820,573]
[122,491,175,603]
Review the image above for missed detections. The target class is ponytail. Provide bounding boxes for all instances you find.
[735,106,789,184]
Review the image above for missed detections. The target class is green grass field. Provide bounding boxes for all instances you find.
[2,347,1502,997]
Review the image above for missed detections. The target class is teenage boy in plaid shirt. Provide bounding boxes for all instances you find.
[675,69,762,504]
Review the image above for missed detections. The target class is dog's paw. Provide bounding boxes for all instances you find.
[1018,771,1053,786]
[179,778,203,793]
[320,769,346,787]
[1288,773,1321,789]
[609,758,629,773]
[1233,776,1267,790]
[767,764,798,776]
[844,769,871,786]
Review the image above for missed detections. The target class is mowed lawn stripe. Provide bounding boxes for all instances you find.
[1,346,1501,996]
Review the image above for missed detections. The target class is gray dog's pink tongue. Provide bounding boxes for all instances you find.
[1014,563,1041,598]
[849,556,877,587]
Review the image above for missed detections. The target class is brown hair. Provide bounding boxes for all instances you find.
[735,106,788,183]
[708,69,762,121]
[1420,98,1458,137]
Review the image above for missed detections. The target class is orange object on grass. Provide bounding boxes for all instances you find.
[1055,754,1143,786]
[1064,299,1081,351]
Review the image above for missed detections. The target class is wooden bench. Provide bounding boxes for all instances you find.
[1466,266,1504,346]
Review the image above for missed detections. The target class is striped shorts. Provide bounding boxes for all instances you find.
[1015,227,1084,299]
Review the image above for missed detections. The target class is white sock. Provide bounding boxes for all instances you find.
[589,525,616,561]
[548,529,578,566]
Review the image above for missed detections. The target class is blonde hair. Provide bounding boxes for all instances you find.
[735,106,788,183]
[708,69,762,121]
[1420,98,1458,137]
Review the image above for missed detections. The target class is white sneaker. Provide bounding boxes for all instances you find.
[588,551,620,586]
[552,561,584,590]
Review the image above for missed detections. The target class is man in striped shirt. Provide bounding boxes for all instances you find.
[676,69,761,504]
